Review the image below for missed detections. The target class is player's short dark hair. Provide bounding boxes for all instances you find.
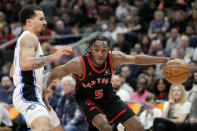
[19,4,43,26]
[85,34,111,54]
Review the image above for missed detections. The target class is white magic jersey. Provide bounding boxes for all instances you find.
[13,31,44,91]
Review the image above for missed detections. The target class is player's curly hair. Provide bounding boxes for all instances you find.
[84,34,112,54]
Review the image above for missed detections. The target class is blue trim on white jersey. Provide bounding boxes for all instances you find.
[33,70,42,104]
[19,50,22,83]
[18,47,45,108]
[19,84,45,107]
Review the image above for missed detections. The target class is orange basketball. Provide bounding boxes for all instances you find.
[162,59,190,84]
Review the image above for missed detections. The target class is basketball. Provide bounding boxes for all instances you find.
[162,59,190,84]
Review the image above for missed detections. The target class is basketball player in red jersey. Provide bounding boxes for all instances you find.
[45,35,170,131]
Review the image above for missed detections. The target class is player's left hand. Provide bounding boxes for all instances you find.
[163,57,174,63]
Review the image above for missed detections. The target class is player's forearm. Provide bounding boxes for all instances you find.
[134,55,168,65]
[46,65,68,88]
[22,55,55,71]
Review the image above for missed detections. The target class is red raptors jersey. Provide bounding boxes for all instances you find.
[73,52,114,101]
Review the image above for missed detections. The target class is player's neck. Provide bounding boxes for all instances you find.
[24,27,38,36]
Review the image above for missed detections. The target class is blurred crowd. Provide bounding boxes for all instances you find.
[1,0,197,131]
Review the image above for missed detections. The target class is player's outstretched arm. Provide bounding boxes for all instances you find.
[112,51,170,67]
[44,57,83,89]
[21,33,72,71]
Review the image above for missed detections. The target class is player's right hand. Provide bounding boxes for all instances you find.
[52,46,74,61]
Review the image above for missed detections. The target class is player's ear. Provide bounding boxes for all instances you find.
[89,46,93,52]
[26,19,32,26]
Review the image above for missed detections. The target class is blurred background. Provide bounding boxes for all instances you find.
[0,0,197,131]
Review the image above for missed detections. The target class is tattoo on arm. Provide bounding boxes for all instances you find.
[32,55,54,69]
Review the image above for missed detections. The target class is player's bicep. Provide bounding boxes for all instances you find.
[62,57,83,76]
[50,57,82,79]
[112,51,135,67]
[20,34,37,69]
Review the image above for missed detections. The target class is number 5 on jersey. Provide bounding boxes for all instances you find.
[95,89,103,99]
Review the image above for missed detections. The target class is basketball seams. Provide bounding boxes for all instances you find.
[163,72,190,78]
[162,59,190,84]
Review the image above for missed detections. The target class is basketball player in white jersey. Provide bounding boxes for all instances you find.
[9,5,71,131]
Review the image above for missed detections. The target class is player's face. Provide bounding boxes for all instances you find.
[30,11,46,34]
[172,86,182,101]
[90,40,109,66]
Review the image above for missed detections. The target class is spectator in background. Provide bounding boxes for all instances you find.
[140,94,162,131]
[193,48,197,61]
[0,75,14,106]
[4,2,14,24]
[156,32,167,49]
[1,25,16,49]
[69,4,85,27]
[104,22,118,45]
[120,64,135,93]
[140,34,151,54]
[188,61,197,73]
[151,78,170,100]
[187,70,197,103]
[170,9,188,33]
[189,26,197,48]
[54,19,73,45]
[165,28,180,55]
[39,0,57,29]
[148,10,169,39]
[56,76,88,131]
[0,104,13,129]
[171,35,194,63]
[0,12,7,30]
[114,33,132,54]
[153,84,191,131]
[0,75,14,105]
[10,22,22,36]
[85,0,99,25]
[127,7,144,33]
[50,78,63,98]
[1,62,12,76]
[134,43,143,55]
[128,50,146,90]
[149,40,162,56]
[111,73,131,102]
[146,65,156,77]
[176,95,197,131]
[130,77,150,103]
[188,10,197,32]
[115,0,132,22]
[134,0,153,31]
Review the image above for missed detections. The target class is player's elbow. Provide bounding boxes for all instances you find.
[9,71,13,78]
